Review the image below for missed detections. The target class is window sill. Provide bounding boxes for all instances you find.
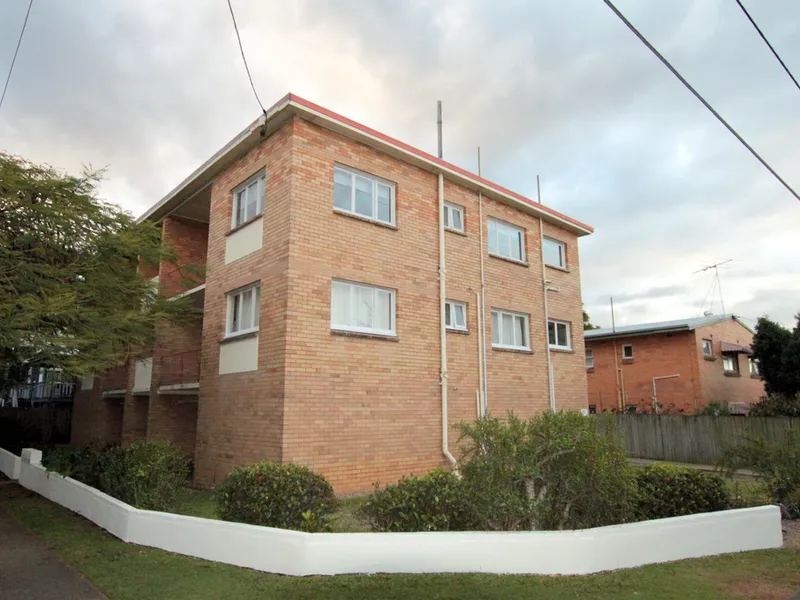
[226,214,263,236]
[489,253,528,267]
[545,264,570,273]
[622,358,634,363]
[333,208,397,230]
[750,374,763,380]
[723,371,741,378]
[493,346,533,355]
[220,330,259,344]
[445,227,467,237]
[549,347,574,354]
[331,329,399,342]
[586,367,595,373]
[446,328,469,335]
[703,356,717,361]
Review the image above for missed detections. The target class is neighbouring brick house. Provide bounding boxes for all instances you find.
[584,314,765,414]
[71,93,593,493]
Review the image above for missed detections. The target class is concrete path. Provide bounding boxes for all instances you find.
[0,482,106,600]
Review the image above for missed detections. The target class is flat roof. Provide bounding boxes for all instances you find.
[139,93,593,236]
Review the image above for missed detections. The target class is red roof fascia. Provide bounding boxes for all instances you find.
[276,93,593,234]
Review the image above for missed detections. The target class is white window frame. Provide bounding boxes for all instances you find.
[225,283,261,337]
[547,319,572,351]
[231,170,265,228]
[331,279,396,337]
[585,349,594,369]
[488,217,526,263]
[622,344,634,360]
[443,201,465,233]
[749,357,760,376]
[491,309,530,351]
[333,165,396,226]
[702,339,713,357]
[543,237,566,269]
[722,354,739,374]
[445,300,467,331]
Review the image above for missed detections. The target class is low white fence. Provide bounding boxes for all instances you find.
[0,447,21,480]
[0,447,784,576]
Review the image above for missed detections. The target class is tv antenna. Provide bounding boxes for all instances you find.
[693,259,731,315]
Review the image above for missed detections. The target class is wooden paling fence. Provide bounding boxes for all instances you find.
[599,414,797,465]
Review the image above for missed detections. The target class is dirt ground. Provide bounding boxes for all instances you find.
[784,519,800,549]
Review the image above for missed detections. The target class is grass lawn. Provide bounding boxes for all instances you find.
[3,492,799,600]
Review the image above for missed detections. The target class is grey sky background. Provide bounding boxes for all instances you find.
[2,0,799,328]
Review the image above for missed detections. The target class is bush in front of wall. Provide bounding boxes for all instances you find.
[634,464,730,520]
[98,440,190,511]
[360,469,474,532]
[215,462,336,532]
[43,441,190,511]
[721,430,800,518]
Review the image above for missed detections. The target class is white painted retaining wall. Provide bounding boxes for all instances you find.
[1,447,784,576]
[0,447,21,480]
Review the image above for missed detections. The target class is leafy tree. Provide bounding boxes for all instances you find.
[583,306,600,330]
[750,315,800,416]
[0,153,198,391]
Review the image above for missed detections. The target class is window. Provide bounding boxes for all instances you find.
[585,349,594,369]
[232,171,265,228]
[226,284,261,336]
[749,358,760,376]
[488,218,525,262]
[622,344,634,360]
[543,237,566,269]
[547,319,571,350]
[702,339,713,357]
[445,300,467,331]
[331,280,395,336]
[722,354,739,374]
[443,201,464,232]
[491,309,530,350]
[333,165,395,225]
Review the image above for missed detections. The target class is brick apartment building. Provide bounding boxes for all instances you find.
[584,315,765,414]
[71,93,593,493]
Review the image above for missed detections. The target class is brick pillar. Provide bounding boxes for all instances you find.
[159,217,208,297]
[70,377,124,446]
[120,362,148,446]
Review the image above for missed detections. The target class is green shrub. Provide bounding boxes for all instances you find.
[634,465,730,519]
[43,441,190,511]
[749,394,800,417]
[215,462,336,532]
[98,441,190,511]
[721,430,800,518]
[695,402,731,416]
[458,412,638,531]
[361,470,473,532]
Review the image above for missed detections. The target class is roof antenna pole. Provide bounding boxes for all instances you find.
[693,259,732,315]
[537,174,542,204]
[437,100,443,159]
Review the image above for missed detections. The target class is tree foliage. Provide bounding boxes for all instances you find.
[0,153,198,386]
[583,306,600,330]
[751,315,800,415]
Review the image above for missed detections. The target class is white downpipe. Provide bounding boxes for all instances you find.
[439,172,458,469]
[539,217,556,413]
[475,290,485,418]
[478,190,489,415]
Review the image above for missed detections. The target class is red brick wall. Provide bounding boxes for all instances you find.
[71,383,123,446]
[159,217,208,297]
[281,117,587,493]
[586,332,699,413]
[694,319,765,406]
[147,395,198,456]
[193,123,295,486]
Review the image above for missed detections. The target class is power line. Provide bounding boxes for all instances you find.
[0,0,34,113]
[601,0,800,203]
[225,0,266,115]
[734,0,800,94]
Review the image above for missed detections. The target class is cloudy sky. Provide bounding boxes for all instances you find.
[2,0,799,328]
